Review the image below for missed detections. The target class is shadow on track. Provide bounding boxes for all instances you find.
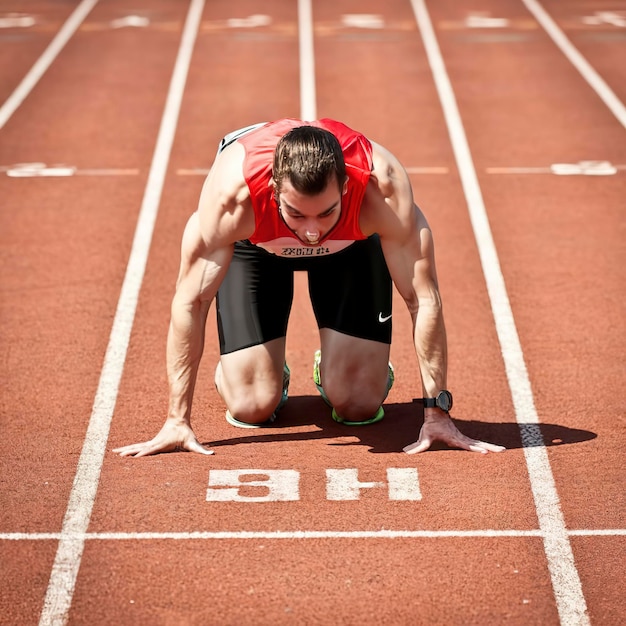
[204,395,597,453]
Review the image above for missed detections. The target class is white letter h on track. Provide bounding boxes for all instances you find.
[326,468,422,501]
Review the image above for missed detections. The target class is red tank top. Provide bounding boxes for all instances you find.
[238,118,373,257]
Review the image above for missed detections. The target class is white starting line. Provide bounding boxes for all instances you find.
[1,528,623,541]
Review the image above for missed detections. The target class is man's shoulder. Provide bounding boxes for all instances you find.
[196,142,255,241]
[360,143,415,237]
[209,142,249,200]
[214,139,246,176]
[368,142,399,197]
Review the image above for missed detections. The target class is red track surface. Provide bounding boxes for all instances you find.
[1,1,624,625]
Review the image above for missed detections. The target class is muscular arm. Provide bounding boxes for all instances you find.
[367,143,504,454]
[114,144,253,457]
[365,143,446,397]
[166,213,233,426]
[380,205,447,399]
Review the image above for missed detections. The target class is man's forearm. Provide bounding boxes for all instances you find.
[414,301,448,398]
[166,298,209,424]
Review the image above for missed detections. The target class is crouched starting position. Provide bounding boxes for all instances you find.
[114,119,505,457]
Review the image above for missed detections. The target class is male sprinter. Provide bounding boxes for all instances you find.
[114,119,504,457]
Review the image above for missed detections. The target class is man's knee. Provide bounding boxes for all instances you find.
[216,344,286,424]
[226,388,281,424]
[330,395,382,421]
[322,376,386,420]
[317,351,391,420]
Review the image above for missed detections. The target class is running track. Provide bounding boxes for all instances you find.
[0,1,624,624]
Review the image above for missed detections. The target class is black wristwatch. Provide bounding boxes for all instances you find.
[422,390,453,413]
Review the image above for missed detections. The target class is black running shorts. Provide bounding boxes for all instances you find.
[216,235,392,354]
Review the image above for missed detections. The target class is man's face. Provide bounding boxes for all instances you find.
[277,178,346,246]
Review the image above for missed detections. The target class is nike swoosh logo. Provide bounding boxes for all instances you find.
[378,313,392,323]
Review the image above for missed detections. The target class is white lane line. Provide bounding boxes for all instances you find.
[521,0,626,129]
[298,0,316,121]
[411,2,590,625]
[2,528,624,541]
[37,1,206,624]
[0,0,99,131]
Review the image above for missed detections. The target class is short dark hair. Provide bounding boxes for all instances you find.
[273,126,346,196]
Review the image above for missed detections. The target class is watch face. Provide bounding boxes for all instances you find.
[437,390,453,412]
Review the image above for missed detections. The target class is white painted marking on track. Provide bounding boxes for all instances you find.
[567,529,626,536]
[76,168,139,176]
[341,14,385,29]
[8,166,76,177]
[205,468,421,502]
[110,16,150,29]
[521,0,626,130]
[86,530,543,539]
[298,0,316,121]
[486,161,623,175]
[486,166,552,174]
[387,468,422,500]
[207,470,300,502]
[37,2,206,625]
[551,160,618,175]
[2,528,625,541]
[582,11,626,28]
[1,162,139,177]
[5,163,76,177]
[465,13,510,29]
[0,13,36,28]
[411,1,590,624]
[0,0,99,131]
[326,468,422,501]
[226,14,271,28]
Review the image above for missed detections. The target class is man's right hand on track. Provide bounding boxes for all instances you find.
[113,419,213,458]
